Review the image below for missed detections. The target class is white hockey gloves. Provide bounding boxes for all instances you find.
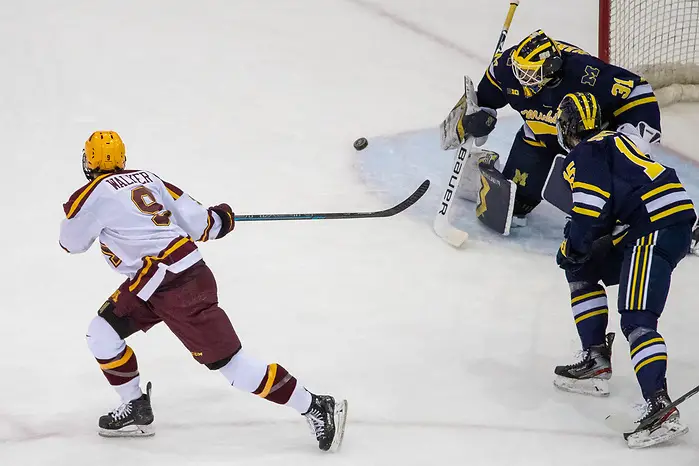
[440,76,497,151]
[617,121,661,155]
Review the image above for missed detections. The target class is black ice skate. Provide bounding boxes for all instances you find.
[554,333,614,397]
[625,389,689,448]
[98,382,154,437]
[303,393,348,452]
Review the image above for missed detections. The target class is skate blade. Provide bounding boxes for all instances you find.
[626,421,689,449]
[554,376,610,397]
[99,423,154,438]
[329,399,348,453]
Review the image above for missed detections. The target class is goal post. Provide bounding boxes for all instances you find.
[598,0,699,106]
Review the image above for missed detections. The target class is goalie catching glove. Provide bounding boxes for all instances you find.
[440,76,497,150]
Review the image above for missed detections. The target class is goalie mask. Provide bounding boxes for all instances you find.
[511,30,563,97]
[83,131,126,180]
[556,92,602,153]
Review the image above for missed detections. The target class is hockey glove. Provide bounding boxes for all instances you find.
[210,203,235,239]
[460,108,497,140]
[440,76,497,150]
[691,223,699,255]
[556,238,590,272]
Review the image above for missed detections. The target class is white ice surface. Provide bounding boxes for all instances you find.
[1,1,699,465]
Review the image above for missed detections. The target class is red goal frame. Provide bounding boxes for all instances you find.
[598,0,611,62]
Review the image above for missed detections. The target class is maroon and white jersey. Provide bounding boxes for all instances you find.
[60,170,224,300]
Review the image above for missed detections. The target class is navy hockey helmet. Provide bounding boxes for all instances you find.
[556,92,602,152]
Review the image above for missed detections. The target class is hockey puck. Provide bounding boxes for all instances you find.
[353,137,368,151]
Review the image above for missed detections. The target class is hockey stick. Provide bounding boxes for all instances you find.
[433,0,520,247]
[604,383,699,435]
[234,180,430,222]
[434,138,473,246]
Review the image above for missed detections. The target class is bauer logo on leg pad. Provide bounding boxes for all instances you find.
[476,166,517,236]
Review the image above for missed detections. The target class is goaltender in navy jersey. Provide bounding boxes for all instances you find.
[437,30,665,221]
[563,130,696,255]
[478,41,660,151]
[60,170,226,301]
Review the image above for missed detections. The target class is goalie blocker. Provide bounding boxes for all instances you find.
[476,165,517,236]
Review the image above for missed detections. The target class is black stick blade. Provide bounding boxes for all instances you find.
[235,180,430,222]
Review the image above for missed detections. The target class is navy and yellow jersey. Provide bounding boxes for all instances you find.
[477,41,661,151]
[562,130,696,254]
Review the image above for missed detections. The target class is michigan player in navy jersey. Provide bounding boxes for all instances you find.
[441,30,661,225]
[552,93,694,448]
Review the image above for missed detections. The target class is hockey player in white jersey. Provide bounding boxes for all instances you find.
[59,131,347,451]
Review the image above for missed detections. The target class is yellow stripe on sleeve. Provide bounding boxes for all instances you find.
[613,96,658,117]
[641,183,684,200]
[572,206,601,218]
[66,173,111,218]
[572,182,611,198]
[485,68,503,92]
[650,203,695,222]
[166,188,181,200]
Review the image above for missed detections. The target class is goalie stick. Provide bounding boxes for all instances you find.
[604,383,699,435]
[234,180,430,222]
[433,0,519,247]
[433,138,473,246]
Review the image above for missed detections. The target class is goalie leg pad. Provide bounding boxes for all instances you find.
[456,149,500,202]
[476,165,517,236]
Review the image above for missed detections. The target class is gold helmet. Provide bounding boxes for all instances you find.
[511,30,563,97]
[82,131,126,180]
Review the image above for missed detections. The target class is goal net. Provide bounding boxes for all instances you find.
[599,0,699,105]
